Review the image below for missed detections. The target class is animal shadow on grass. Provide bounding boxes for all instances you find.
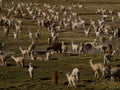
[63,82,86,87]
[39,77,51,81]
[51,58,58,60]
[82,79,93,83]
[35,51,46,55]
[70,53,78,56]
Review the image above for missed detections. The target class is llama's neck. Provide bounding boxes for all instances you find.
[19,47,23,52]
[62,41,64,46]
[11,56,17,61]
[90,60,94,69]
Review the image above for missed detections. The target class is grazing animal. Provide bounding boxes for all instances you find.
[29,30,33,40]
[61,41,67,54]
[104,50,116,65]
[89,59,104,78]
[19,47,29,58]
[28,41,35,52]
[28,63,34,80]
[11,55,24,67]
[66,73,77,88]
[47,43,62,53]
[71,42,79,53]
[110,67,120,82]
[71,68,80,82]
[13,32,18,41]
[46,51,51,60]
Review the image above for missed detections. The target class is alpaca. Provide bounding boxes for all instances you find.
[13,32,18,41]
[71,42,79,53]
[61,41,67,54]
[84,26,91,37]
[110,67,120,82]
[15,24,21,33]
[104,50,116,65]
[11,55,24,67]
[71,68,80,82]
[28,41,35,52]
[66,73,77,88]
[28,30,33,40]
[19,47,29,58]
[0,54,7,66]
[89,59,104,78]
[28,63,34,80]
[45,51,51,60]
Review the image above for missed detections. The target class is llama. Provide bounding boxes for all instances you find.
[28,41,35,53]
[47,43,62,53]
[28,63,34,80]
[104,50,116,65]
[84,26,91,37]
[13,32,18,41]
[71,68,80,82]
[11,55,24,67]
[19,47,29,58]
[15,24,21,33]
[28,30,33,40]
[61,41,67,54]
[71,42,79,53]
[89,59,104,78]
[110,67,120,82]
[66,73,77,88]
[45,51,51,60]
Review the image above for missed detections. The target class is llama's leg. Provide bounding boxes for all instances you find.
[111,76,114,82]
[21,62,23,68]
[69,80,72,87]
[72,80,76,88]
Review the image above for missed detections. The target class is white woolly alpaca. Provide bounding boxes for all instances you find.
[71,42,79,53]
[110,67,120,82]
[28,63,34,80]
[71,68,80,82]
[11,55,24,67]
[89,59,104,78]
[0,54,7,66]
[66,73,77,88]
[104,50,116,65]
[19,47,29,58]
